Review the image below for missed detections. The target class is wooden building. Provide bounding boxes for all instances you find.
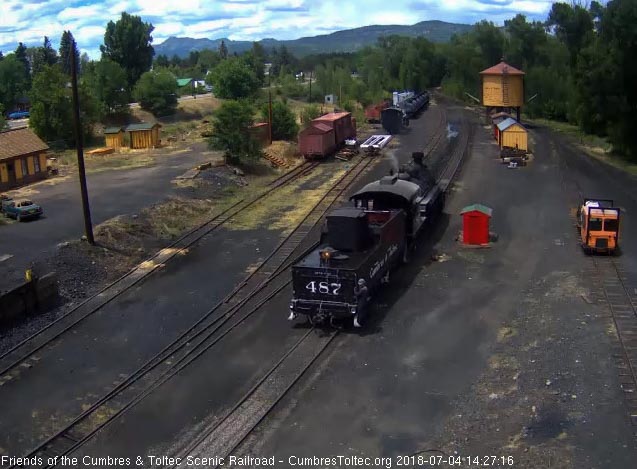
[125,123,161,149]
[480,60,525,121]
[497,117,528,152]
[104,127,124,149]
[0,128,49,191]
[249,122,270,147]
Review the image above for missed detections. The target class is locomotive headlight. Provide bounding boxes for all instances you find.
[350,307,357,315]
[320,250,331,261]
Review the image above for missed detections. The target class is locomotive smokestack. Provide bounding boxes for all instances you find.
[387,150,399,174]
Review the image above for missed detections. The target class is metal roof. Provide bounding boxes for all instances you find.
[314,112,351,122]
[103,127,124,134]
[460,204,493,217]
[300,123,333,134]
[497,117,524,132]
[0,128,48,161]
[176,78,193,87]
[479,61,525,76]
[125,123,160,132]
[351,179,420,202]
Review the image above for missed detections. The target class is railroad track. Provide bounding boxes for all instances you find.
[267,160,319,187]
[423,105,448,164]
[10,156,376,469]
[589,256,637,428]
[173,106,473,468]
[436,113,471,191]
[172,329,338,469]
[0,160,320,382]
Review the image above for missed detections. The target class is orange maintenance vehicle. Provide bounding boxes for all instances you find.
[577,198,621,254]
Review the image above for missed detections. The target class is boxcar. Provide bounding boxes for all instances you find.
[298,123,336,159]
[313,112,355,147]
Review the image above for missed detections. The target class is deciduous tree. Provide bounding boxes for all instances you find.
[101,12,155,90]
[0,55,29,113]
[29,65,97,145]
[83,59,130,116]
[207,57,260,99]
[133,69,178,116]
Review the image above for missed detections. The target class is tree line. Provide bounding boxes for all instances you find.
[2,1,635,160]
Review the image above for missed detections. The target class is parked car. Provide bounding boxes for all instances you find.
[8,111,29,119]
[3,199,43,221]
[0,195,13,213]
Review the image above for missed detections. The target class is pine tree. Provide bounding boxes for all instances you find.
[14,42,30,86]
[42,36,58,66]
[219,40,228,59]
[59,31,79,75]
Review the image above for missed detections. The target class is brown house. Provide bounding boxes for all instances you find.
[125,123,161,149]
[0,128,49,191]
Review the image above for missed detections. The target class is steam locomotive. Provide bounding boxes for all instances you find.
[288,152,444,327]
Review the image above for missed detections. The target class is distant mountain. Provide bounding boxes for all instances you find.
[154,20,472,59]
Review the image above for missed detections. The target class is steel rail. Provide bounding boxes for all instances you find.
[12,157,375,468]
[174,107,470,468]
[173,330,338,469]
[0,160,321,379]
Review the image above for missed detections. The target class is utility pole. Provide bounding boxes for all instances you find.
[70,38,94,245]
[268,72,273,144]
[308,70,312,103]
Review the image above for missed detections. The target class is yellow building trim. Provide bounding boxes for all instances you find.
[0,163,7,183]
[39,153,47,172]
[15,158,23,179]
[27,156,35,175]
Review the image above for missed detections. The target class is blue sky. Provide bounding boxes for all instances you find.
[0,0,556,59]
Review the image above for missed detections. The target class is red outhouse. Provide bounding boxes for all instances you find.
[460,204,493,245]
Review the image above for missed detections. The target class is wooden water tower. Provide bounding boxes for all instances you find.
[480,59,524,122]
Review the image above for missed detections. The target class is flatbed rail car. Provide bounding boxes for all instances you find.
[289,208,406,327]
[576,198,621,254]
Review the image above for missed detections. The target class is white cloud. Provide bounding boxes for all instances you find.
[1,0,556,59]
[154,22,184,37]
[57,5,104,22]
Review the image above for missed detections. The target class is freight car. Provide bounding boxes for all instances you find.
[298,112,356,159]
[381,107,408,134]
[288,152,444,327]
[364,99,391,123]
[401,91,430,119]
